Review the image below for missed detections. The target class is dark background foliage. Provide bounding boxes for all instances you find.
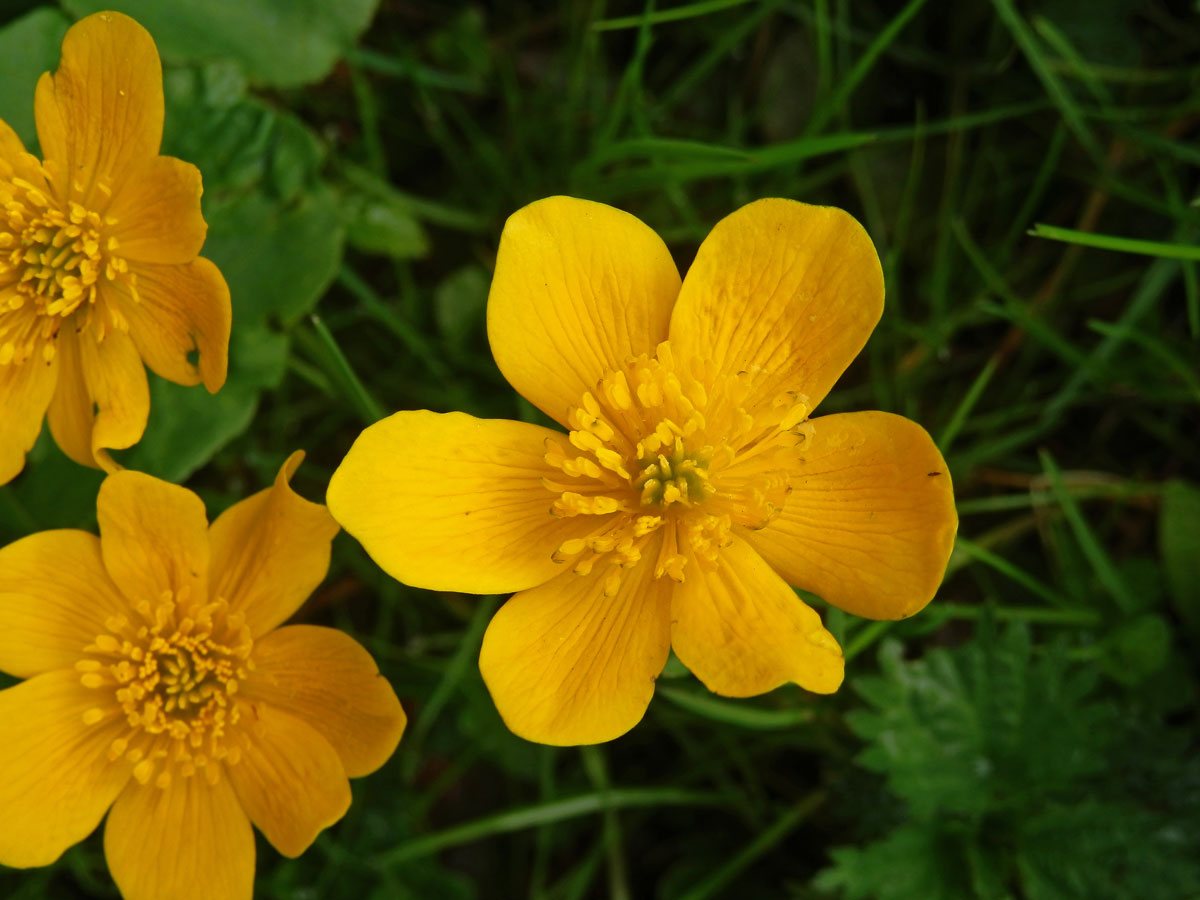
[1,1,1198,897]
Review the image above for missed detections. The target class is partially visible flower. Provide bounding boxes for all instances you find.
[0,452,405,900]
[329,197,958,746]
[0,11,230,484]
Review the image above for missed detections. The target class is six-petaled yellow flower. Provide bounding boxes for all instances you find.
[0,11,231,484]
[329,197,958,746]
[0,452,406,900]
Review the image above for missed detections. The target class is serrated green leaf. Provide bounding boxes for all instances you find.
[848,627,1113,819]
[816,825,979,900]
[1161,480,1200,638]
[62,0,380,87]
[0,7,69,147]
[1018,801,1200,899]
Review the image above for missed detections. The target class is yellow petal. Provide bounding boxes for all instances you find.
[669,198,884,413]
[0,117,48,186]
[487,196,680,426]
[226,702,352,857]
[328,410,593,594]
[670,536,844,697]
[479,559,672,746]
[117,257,230,392]
[244,625,406,778]
[0,530,128,678]
[97,469,209,611]
[744,411,957,620]
[0,670,133,867]
[106,155,207,264]
[104,774,254,900]
[44,326,92,468]
[34,11,163,206]
[0,331,57,485]
[209,452,339,638]
[46,326,150,471]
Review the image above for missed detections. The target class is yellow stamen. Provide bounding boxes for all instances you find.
[76,592,255,784]
[0,175,131,366]
[542,341,809,591]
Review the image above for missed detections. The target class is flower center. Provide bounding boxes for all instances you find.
[77,591,253,789]
[0,174,132,367]
[542,341,810,595]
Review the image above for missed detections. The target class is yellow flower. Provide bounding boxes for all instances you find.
[0,453,406,900]
[328,197,957,746]
[0,11,231,484]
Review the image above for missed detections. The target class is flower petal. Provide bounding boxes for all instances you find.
[669,199,884,413]
[104,773,254,900]
[743,411,957,620]
[328,409,593,595]
[479,558,672,746]
[46,326,150,471]
[107,155,207,265]
[0,530,128,678]
[671,536,844,697]
[0,670,133,867]
[243,625,405,778]
[34,11,163,206]
[226,702,352,857]
[117,257,230,391]
[0,337,57,485]
[97,469,209,610]
[209,451,338,638]
[44,326,91,467]
[0,117,47,186]
[487,196,680,426]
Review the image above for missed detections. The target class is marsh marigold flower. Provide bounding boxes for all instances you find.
[0,453,405,900]
[0,11,231,484]
[328,197,957,746]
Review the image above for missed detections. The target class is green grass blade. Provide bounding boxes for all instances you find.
[806,0,930,134]
[657,684,814,730]
[1030,223,1200,261]
[404,596,500,781]
[303,314,386,425]
[592,0,758,31]
[375,789,723,866]
[581,747,631,900]
[1086,319,1200,401]
[678,793,826,900]
[937,358,997,455]
[990,0,1103,162]
[1038,449,1137,614]
[953,536,1068,607]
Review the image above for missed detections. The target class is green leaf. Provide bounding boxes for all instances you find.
[116,327,289,482]
[434,266,488,347]
[816,825,982,900]
[1099,613,1171,686]
[204,186,343,326]
[62,0,380,87]
[0,7,69,147]
[1018,801,1200,899]
[0,431,102,543]
[162,68,345,328]
[847,626,1112,819]
[343,191,429,260]
[1161,480,1200,639]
